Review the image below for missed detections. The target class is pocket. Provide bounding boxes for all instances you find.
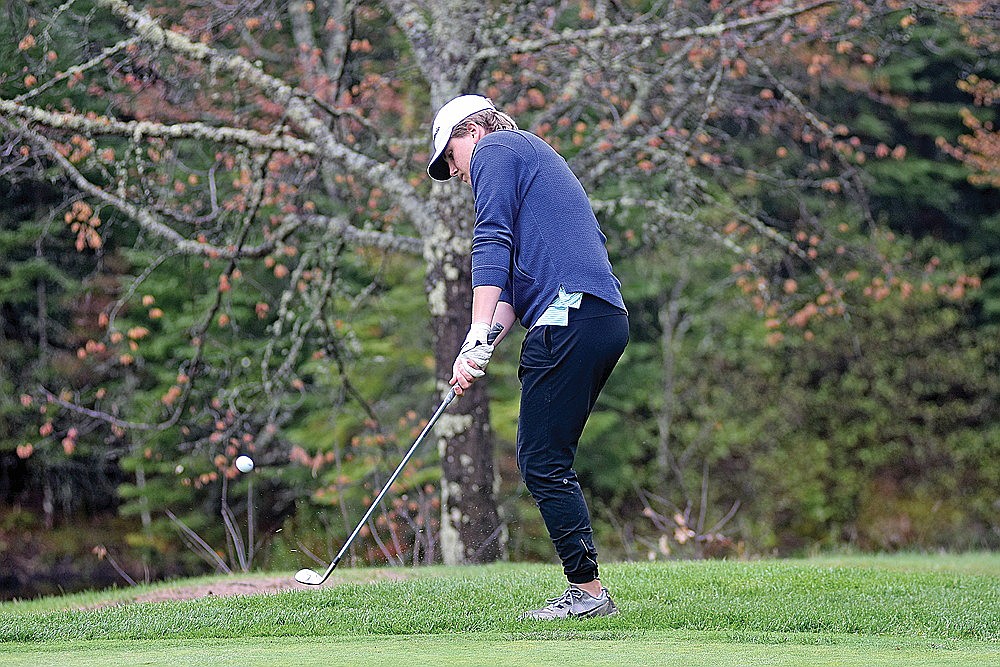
[518,326,555,381]
[512,251,536,283]
[511,256,537,309]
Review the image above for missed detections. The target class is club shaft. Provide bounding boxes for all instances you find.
[318,389,456,581]
[301,322,502,585]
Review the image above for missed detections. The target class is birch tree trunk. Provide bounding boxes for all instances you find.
[398,0,507,565]
[422,155,505,565]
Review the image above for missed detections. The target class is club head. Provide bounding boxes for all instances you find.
[294,568,324,585]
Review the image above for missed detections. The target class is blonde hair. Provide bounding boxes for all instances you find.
[450,109,518,138]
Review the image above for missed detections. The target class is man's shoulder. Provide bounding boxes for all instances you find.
[473,131,533,180]
[477,130,564,173]
[480,129,550,153]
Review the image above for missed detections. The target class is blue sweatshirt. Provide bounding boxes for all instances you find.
[469,130,626,329]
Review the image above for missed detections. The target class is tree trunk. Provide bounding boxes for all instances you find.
[657,270,689,489]
[425,190,506,565]
[423,0,506,563]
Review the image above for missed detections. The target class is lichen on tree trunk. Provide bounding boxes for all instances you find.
[425,190,506,565]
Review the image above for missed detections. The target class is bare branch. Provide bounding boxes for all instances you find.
[592,197,746,256]
[466,0,838,72]
[1,99,321,157]
[382,0,434,73]
[96,0,435,234]
[291,213,423,254]
[6,120,310,261]
[15,37,140,104]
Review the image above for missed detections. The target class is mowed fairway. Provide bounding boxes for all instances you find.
[6,633,998,667]
[2,554,998,666]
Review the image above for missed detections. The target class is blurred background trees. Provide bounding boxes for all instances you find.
[1,0,996,598]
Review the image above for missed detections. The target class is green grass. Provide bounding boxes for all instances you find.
[2,553,998,666]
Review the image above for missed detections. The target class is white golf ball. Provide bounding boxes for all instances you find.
[235,455,254,473]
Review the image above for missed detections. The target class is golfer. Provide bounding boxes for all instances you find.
[427,95,629,620]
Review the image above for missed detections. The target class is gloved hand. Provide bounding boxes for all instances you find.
[453,322,495,381]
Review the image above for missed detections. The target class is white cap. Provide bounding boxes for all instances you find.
[427,95,496,181]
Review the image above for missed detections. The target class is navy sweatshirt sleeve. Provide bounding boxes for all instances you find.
[470,141,523,292]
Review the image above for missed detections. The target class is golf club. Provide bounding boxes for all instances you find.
[295,322,503,586]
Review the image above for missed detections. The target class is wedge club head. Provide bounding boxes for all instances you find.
[294,567,326,585]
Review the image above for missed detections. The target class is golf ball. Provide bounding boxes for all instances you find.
[235,455,254,473]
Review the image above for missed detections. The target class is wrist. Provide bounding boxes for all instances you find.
[464,322,492,347]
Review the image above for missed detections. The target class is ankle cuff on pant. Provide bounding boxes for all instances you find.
[567,569,599,585]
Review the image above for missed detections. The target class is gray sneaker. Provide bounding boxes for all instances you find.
[521,585,619,620]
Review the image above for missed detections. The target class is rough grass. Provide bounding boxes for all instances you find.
[1,553,998,666]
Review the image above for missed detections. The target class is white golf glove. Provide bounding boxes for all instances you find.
[455,322,495,378]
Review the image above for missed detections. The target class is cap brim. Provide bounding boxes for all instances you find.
[427,152,451,181]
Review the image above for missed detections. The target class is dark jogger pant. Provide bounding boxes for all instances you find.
[517,296,628,584]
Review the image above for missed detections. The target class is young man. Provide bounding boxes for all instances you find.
[427,95,629,620]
